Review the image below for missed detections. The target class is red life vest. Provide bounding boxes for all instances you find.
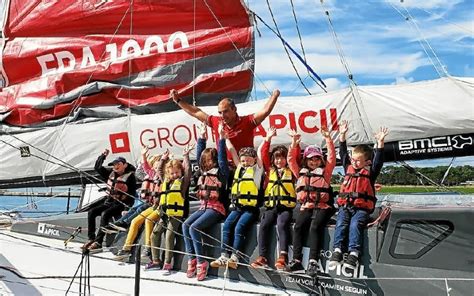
[196,168,222,202]
[296,168,332,209]
[150,177,162,205]
[106,171,132,201]
[337,166,376,211]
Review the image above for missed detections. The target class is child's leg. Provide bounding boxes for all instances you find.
[144,209,160,247]
[232,210,257,254]
[332,207,351,251]
[121,202,148,225]
[221,210,241,254]
[258,208,278,258]
[308,208,335,260]
[276,209,292,255]
[124,207,154,249]
[150,219,166,263]
[182,210,205,261]
[164,218,181,264]
[348,209,369,255]
[189,209,223,263]
[291,209,313,261]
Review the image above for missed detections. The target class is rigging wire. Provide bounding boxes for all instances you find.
[265,0,312,95]
[387,2,445,78]
[289,0,326,92]
[318,0,374,141]
[397,161,450,190]
[417,7,473,35]
[441,157,456,186]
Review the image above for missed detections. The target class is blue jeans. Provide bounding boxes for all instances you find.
[182,209,223,263]
[222,209,257,254]
[116,200,148,224]
[333,207,369,253]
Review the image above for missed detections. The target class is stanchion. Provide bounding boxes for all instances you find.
[134,244,141,296]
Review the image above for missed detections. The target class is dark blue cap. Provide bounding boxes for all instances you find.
[108,157,126,166]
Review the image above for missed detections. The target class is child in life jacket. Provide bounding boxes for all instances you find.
[106,147,160,234]
[182,123,229,281]
[286,127,336,275]
[146,144,193,273]
[210,143,264,269]
[114,148,164,260]
[251,127,296,271]
[329,121,388,270]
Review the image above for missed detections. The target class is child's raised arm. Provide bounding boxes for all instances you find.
[225,137,240,167]
[196,123,207,164]
[258,126,276,171]
[374,126,389,149]
[157,149,170,182]
[287,129,301,177]
[182,143,195,184]
[321,127,336,179]
[217,123,230,179]
[338,120,350,170]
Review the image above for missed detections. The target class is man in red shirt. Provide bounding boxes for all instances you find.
[170,89,280,162]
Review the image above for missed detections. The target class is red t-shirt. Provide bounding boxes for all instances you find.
[207,114,257,162]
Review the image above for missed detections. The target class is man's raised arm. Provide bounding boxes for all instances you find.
[253,89,280,126]
[170,89,209,123]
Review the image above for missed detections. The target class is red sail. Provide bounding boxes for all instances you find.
[0,0,254,127]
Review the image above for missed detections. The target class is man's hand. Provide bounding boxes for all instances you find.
[170,89,180,104]
[103,149,110,156]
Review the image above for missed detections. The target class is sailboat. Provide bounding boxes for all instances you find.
[0,0,473,295]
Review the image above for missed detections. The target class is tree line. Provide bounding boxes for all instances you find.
[331,165,474,186]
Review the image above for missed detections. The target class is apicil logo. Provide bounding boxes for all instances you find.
[109,132,131,153]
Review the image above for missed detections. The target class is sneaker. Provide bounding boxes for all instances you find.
[287,259,304,273]
[251,256,268,269]
[114,249,131,260]
[343,254,358,269]
[328,251,343,269]
[144,261,161,271]
[196,261,209,281]
[227,254,238,269]
[274,254,287,271]
[306,260,318,277]
[186,258,197,278]
[109,221,128,232]
[210,254,228,268]
[162,263,172,275]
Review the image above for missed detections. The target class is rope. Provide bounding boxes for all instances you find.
[289,0,326,92]
[319,0,375,142]
[265,0,312,95]
[417,7,473,34]
[387,2,444,78]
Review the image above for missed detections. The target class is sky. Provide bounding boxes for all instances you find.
[245,0,473,168]
[0,0,472,167]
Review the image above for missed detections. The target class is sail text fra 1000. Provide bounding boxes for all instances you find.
[36,32,190,77]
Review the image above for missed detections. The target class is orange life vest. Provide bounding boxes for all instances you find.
[337,166,376,211]
[296,168,332,208]
[106,171,132,201]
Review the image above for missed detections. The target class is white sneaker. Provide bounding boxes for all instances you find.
[227,254,239,269]
[210,254,228,268]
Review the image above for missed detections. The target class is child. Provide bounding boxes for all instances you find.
[329,121,388,270]
[146,144,193,273]
[182,123,229,281]
[286,127,336,275]
[251,127,296,271]
[106,148,160,233]
[210,143,264,269]
[114,148,163,259]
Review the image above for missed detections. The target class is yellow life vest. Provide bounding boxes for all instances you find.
[159,178,185,217]
[230,165,259,207]
[264,168,296,208]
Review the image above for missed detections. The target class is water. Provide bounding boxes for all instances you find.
[0,195,80,218]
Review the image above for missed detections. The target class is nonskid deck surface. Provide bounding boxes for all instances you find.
[0,229,306,296]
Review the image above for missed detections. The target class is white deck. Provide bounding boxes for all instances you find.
[0,228,305,295]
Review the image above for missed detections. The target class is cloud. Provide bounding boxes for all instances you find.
[384,0,463,10]
[393,76,415,84]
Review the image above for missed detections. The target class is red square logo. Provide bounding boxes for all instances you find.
[109,132,130,153]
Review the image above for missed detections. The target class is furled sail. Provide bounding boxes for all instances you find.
[0,0,254,128]
[0,76,472,188]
